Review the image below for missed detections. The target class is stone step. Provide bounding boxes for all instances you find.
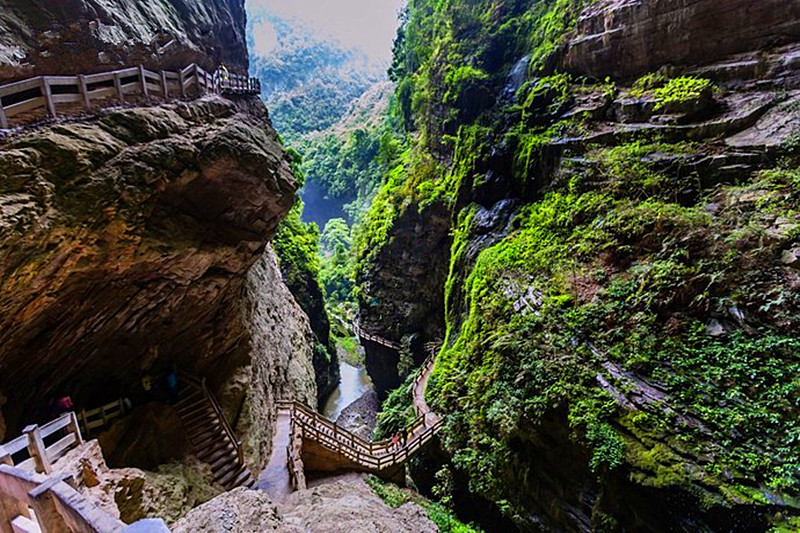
[182,413,215,432]
[197,438,233,458]
[176,401,210,417]
[216,464,243,487]
[188,420,221,439]
[192,430,221,449]
[210,451,236,471]
[202,438,234,456]
[179,410,214,428]
[174,392,203,410]
[213,460,238,481]
[232,468,254,488]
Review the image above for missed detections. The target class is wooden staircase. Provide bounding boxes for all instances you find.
[175,375,255,490]
[277,346,445,484]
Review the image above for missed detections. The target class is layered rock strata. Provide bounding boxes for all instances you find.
[0,96,316,464]
[0,0,248,82]
[563,0,800,80]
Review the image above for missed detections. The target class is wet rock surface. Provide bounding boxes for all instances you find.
[335,389,379,441]
[0,0,248,82]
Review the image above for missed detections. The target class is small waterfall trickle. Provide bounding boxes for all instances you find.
[503,55,531,100]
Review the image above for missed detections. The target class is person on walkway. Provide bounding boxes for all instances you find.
[141,373,153,402]
[166,366,179,404]
[401,428,408,448]
[391,432,400,451]
[219,63,230,89]
[55,395,73,415]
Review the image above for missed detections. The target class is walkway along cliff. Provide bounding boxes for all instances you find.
[261,341,443,500]
[0,44,326,504]
[0,343,442,531]
[0,62,259,129]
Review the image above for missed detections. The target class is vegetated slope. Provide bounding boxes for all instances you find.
[246,9,398,379]
[298,81,396,219]
[355,0,800,531]
[247,8,398,218]
[248,11,385,142]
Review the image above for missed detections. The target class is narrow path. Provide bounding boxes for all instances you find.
[412,357,439,430]
[264,343,445,490]
[258,410,293,502]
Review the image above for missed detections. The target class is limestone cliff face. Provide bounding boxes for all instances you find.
[356,201,450,397]
[357,0,800,531]
[222,246,317,472]
[0,96,310,446]
[563,0,800,80]
[0,0,248,82]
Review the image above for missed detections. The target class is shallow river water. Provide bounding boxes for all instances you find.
[321,361,373,420]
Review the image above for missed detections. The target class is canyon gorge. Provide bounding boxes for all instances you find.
[1,0,800,532]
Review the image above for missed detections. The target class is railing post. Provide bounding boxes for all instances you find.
[0,97,7,129]
[0,492,30,533]
[41,77,56,118]
[23,425,51,475]
[67,412,83,445]
[193,64,201,95]
[161,71,169,102]
[139,65,149,100]
[0,445,12,466]
[113,72,124,104]
[178,69,186,98]
[77,74,90,110]
[79,409,89,437]
[28,474,72,533]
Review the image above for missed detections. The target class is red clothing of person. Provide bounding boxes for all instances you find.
[56,396,73,412]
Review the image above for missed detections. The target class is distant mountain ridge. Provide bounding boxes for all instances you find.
[247,10,387,141]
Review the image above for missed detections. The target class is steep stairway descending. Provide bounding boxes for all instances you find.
[272,344,445,488]
[175,375,255,490]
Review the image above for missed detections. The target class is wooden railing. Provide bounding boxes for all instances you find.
[0,465,130,533]
[284,409,306,491]
[0,63,261,129]
[279,400,443,472]
[277,349,444,475]
[353,320,401,350]
[181,373,245,467]
[0,412,83,475]
[78,399,128,437]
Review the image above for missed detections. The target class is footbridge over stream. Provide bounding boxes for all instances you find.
[260,342,443,501]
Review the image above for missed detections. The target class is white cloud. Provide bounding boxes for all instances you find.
[246,0,405,62]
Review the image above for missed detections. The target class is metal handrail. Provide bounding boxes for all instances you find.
[181,373,245,466]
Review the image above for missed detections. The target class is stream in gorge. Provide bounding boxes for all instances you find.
[321,360,373,420]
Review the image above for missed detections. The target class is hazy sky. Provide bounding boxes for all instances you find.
[247,0,406,62]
